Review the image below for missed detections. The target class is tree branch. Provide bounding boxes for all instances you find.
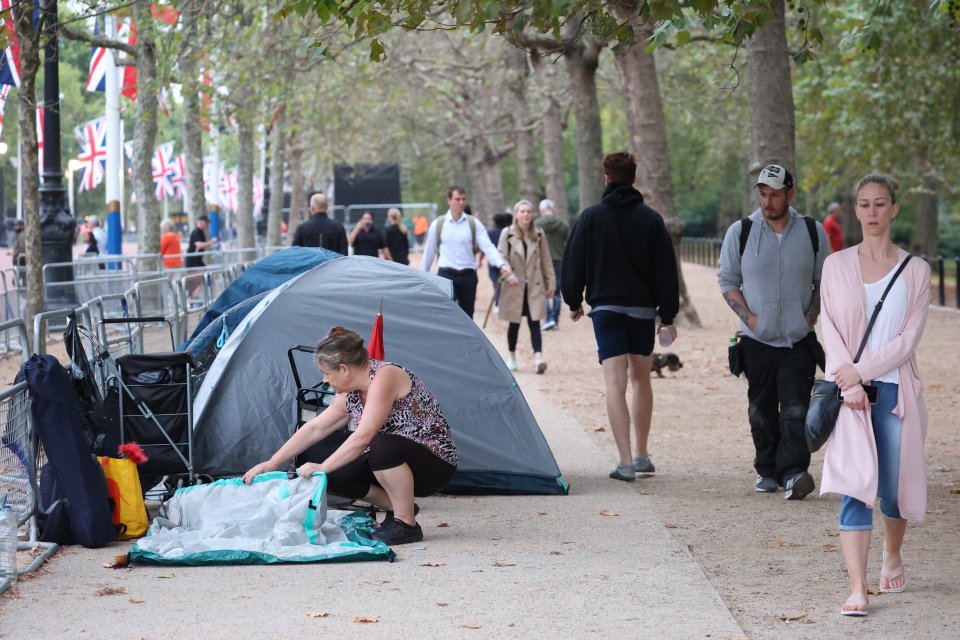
[60,25,138,59]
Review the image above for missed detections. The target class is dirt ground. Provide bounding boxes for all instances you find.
[3,257,958,638]
[477,260,960,639]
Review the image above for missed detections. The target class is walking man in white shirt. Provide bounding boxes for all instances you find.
[422,186,516,317]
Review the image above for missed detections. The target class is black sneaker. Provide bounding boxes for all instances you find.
[372,518,424,545]
[380,502,420,528]
[755,475,778,493]
[784,471,815,500]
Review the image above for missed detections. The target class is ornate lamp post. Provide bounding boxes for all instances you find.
[38,0,76,308]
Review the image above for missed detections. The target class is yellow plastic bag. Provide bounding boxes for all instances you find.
[97,456,148,539]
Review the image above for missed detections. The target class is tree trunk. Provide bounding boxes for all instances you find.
[131,3,160,255]
[910,179,939,258]
[265,108,285,248]
[611,12,701,326]
[541,94,570,219]
[839,192,860,246]
[469,142,504,225]
[14,6,42,325]
[746,0,796,186]
[506,47,539,202]
[564,33,604,211]
[287,139,306,241]
[179,56,205,230]
[236,118,255,258]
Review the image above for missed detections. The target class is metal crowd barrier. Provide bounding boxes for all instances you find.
[0,376,58,595]
[0,317,30,359]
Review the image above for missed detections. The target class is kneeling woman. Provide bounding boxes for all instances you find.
[242,327,458,544]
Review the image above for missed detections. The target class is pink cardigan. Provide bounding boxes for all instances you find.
[818,247,931,522]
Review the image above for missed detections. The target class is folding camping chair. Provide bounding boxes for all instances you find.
[287,345,375,515]
[288,345,349,466]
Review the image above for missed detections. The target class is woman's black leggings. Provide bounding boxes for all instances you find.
[507,293,542,352]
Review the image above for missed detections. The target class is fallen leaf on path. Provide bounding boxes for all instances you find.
[128,598,144,604]
[306,611,330,618]
[776,538,786,547]
[95,586,127,596]
[949,488,960,494]
[664,523,678,528]
[938,466,953,472]
[778,613,808,622]
[593,426,606,432]
[463,622,482,629]
[494,562,516,567]
[548,551,562,555]
[867,589,880,595]
[437,522,449,528]
[353,616,378,623]
[535,512,547,516]
[599,509,619,517]
[420,562,446,567]
[436,602,448,607]
[102,554,129,569]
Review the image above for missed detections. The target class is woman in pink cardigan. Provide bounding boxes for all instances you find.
[819,174,931,617]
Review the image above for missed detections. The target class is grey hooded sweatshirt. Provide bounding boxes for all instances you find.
[717,208,830,347]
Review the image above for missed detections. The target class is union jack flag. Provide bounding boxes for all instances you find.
[0,85,10,138]
[74,117,107,192]
[152,141,176,200]
[85,17,138,100]
[202,156,219,204]
[219,167,238,212]
[0,0,21,88]
[169,153,186,200]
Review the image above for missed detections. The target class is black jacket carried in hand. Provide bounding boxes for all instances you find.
[560,183,680,325]
[292,213,348,255]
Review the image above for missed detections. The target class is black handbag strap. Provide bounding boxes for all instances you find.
[853,254,912,363]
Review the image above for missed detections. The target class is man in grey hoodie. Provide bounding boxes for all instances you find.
[535,199,569,330]
[717,164,829,500]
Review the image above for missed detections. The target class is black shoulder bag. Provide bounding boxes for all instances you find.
[805,255,912,452]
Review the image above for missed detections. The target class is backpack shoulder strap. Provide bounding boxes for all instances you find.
[803,215,819,255]
[738,218,752,258]
[467,214,479,253]
[435,215,445,252]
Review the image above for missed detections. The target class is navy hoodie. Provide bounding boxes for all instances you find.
[560,183,680,324]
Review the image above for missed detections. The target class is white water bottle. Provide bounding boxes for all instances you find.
[658,325,674,348]
[0,498,17,586]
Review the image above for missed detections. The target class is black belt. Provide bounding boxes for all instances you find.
[439,267,475,275]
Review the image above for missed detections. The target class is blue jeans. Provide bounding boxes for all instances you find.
[838,381,903,530]
[546,260,562,324]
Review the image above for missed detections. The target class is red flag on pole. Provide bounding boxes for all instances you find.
[369,296,384,360]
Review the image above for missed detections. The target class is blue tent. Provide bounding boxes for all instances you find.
[183,247,341,353]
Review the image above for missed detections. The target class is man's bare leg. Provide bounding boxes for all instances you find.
[601,354,632,465]
[627,353,654,457]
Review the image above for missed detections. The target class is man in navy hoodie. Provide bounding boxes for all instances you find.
[561,151,680,482]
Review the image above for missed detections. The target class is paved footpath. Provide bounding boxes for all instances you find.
[0,381,745,639]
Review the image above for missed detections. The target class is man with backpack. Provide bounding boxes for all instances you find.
[421,185,515,318]
[717,164,830,500]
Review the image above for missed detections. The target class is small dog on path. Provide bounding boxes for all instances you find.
[651,353,683,378]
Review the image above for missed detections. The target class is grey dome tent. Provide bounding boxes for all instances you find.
[193,256,567,495]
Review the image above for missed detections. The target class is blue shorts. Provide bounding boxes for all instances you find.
[591,311,655,363]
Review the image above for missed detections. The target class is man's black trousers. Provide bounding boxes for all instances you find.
[741,335,816,485]
[438,267,478,318]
